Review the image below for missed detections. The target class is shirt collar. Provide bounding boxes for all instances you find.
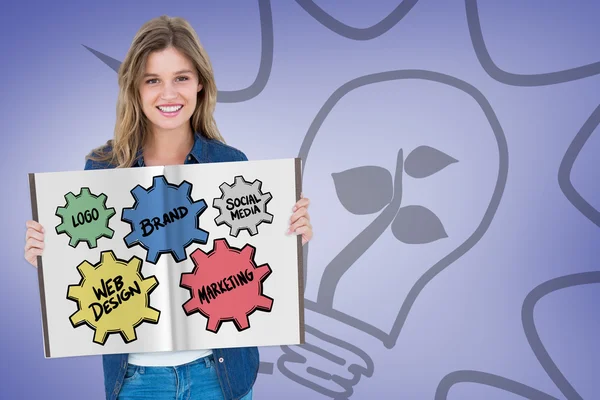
[133,132,204,167]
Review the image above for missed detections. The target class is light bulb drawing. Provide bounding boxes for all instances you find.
[269,69,508,398]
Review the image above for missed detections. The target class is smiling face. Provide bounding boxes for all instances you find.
[138,46,203,136]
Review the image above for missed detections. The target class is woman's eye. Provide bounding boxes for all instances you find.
[145,76,188,84]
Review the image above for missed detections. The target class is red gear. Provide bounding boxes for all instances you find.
[180,238,273,333]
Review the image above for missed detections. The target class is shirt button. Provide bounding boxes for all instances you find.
[187,155,192,161]
[218,357,224,363]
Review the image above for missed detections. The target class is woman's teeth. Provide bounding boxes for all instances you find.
[158,105,182,112]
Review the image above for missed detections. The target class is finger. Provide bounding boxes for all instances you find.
[292,197,310,212]
[26,247,44,262]
[26,247,44,256]
[289,217,310,233]
[295,226,313,244]
[25,254,39,268]
[25,228,45,243]
[25,238,45,252]
[26,220,45,233]
[289,207,309,225]
[24,242,44,256]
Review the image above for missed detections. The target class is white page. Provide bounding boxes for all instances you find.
[29,158,304,358]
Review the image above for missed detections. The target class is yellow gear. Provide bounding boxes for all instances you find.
[67,250,161,345]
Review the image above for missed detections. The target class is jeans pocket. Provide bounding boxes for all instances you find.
[123,364,139,382]
[206,355,216,370]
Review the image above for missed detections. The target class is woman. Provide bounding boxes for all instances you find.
[24,15,313,400]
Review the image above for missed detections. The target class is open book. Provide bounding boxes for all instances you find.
[28,158,304,358]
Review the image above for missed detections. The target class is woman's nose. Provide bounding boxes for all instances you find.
[160,83,177,100]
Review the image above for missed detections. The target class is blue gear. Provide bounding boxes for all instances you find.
[121,175,209,264]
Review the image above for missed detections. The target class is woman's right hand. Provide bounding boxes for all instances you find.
[25,220,45,268]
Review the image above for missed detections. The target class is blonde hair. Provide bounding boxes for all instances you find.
[87,15,224,168]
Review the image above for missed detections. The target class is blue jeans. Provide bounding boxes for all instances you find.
[117,354,253,400]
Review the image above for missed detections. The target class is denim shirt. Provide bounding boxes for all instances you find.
[84,132,260,400]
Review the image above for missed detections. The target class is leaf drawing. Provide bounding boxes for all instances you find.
[391,205,448,244]
[332,166,393,215]
[405,145,458,178]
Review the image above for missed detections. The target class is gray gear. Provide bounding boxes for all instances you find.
[213,175,274,236]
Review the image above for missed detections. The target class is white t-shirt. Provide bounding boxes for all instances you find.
[127,349,212,367]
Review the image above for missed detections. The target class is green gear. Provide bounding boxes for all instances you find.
[55,187,116,248]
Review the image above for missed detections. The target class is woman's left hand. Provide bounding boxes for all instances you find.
[289,194,313,245]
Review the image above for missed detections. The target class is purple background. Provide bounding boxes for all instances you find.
[2,0,599,398]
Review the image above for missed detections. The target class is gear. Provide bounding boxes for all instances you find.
[55,187,116,248]
[180,238,273,333]
[213,175,274,237]
[66,250,160,345]
[122,175,209,264]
